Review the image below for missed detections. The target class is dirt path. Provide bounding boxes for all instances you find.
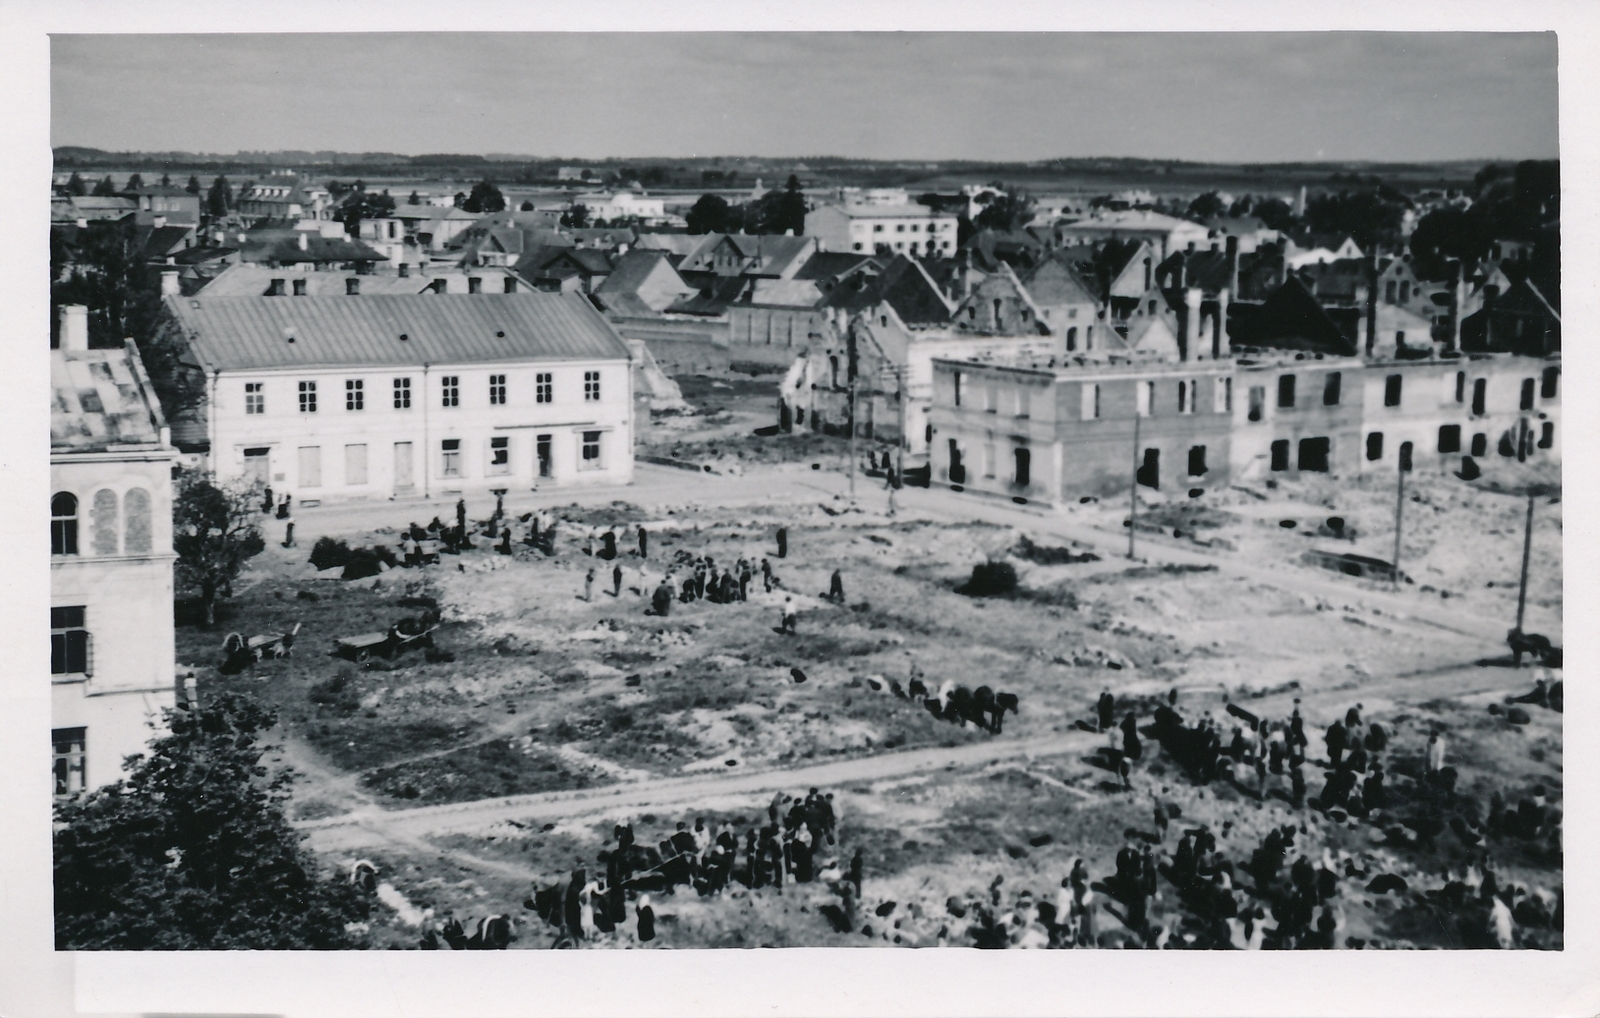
[300,653,1511,855]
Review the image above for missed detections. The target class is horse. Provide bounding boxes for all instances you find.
[996,692,1020,731]
[1507,629,1554,667]
[908,677,928,702]
[467,914,514,949]
[947,685,975,728]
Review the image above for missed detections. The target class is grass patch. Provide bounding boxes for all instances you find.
[361,738,608,804]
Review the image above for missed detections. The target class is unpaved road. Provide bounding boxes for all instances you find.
[300,655,1507,856]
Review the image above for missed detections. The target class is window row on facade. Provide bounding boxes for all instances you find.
[1241,365,1557,422]
[244,370,605,415]
[50,489,154,557]
[275,431,612,489]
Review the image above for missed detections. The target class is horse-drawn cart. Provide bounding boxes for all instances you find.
[221,622,302,672]
[333,619,437,662]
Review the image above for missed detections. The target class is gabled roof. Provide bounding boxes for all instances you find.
[193,263,533,297]
[675,233,815,277]
[1155,249,1232,295]
[633,234,703,257]
[594,249,684,299]
[1290,258,1368,304]
[138,224,197,260]
[747,279,826,308]
[793,251,880,282]
[52,342,167,452]
[523,245,613,277]
[1231,276,1356,356]
[819,255,953,327]
[1018,251,1100,307]
[166,293,631,372]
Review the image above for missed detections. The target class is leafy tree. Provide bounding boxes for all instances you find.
[160,172,172,187]
[335,189,396,232]
[172,468,265,628]
[205,176,232,218]
[973,186,1035,232]
[1253,197,1298,233]
[452,191,468,208]
[53,691,372,950]
[462,179,506,214]
[66,171,88,196]
[1303,189,1404,253]
[134,316,208,425]
[519,200,534,212]
[1228,195,1255,217]
[185,174,202,196]
[745,175,807,235]
[126,172,144,191]
[408,190,421,205]
[559,203,590,228]
[685,193,739,234]
[92,175,118,197]
[1187,191,1227,220]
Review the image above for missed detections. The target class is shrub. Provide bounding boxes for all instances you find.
[342,548,384,580]
[959,559,1018,597]
[308,673,360,714]
[309,537,352,571]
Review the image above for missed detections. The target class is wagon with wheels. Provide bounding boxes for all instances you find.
[333,618,437,662]
[221,622,301,672]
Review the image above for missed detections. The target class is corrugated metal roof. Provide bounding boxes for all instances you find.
[52,345,166,451]
[167,293,631,373]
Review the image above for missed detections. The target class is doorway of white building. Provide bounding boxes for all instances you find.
[393,441,414,494]
[243,447,270,488]
[536,434,553,479]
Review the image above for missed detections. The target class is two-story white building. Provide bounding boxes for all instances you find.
[52,307,178,796]
[804,203,961,256]
[167,292,635,503]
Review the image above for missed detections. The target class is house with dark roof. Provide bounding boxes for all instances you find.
[51,305,179,795]
[165,292,635,500]
[592,249,698,318]
[1459,278,1560,357]
[119,184,202,227]
[1018,251,1103,355]
[522,246,615,295]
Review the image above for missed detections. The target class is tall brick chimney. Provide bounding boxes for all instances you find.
[1183,287,1202,361]
[1216,288,1231,359]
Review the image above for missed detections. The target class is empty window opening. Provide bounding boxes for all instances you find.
[1270,439,1290,472]
[1438,424,1461,454]
[1188,445,1207,476]
[1323,372,1341,406]
[1013,447,1031,487]
[1366,432,1384,461]
[1137,448,1160,489]
[1277,375,1295,409]
[1472,379,1487,415]
[1297,437,1330,473]
[1384,374,1402,408]
[1470,432,1488,457]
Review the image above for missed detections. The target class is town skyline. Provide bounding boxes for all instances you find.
[52,33,1558,164]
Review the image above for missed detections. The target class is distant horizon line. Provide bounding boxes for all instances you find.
[51,146,1554,169]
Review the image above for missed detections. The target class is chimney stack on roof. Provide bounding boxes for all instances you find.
[398,262,410,278]
[161,270,180,296]
[346,277,361,296]
[1216,288,1231,359]
[298,233,310,251]
[268,278,286,297]
[293,278,307,296]
[60,304,89,351]
[1225,235,1240,296]
[1182,287,1202,362]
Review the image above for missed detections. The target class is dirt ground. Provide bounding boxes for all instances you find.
[182,377,1562,951]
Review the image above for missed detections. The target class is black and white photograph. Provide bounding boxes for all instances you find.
[5,5,1597,1016]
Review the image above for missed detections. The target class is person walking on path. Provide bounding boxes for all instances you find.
[761,558,774,593]
[776,527,787,559]
[828,569,845,603]
[612,563,623,597]
[848,848,864,898]
[637,526,648,559]
[585,568,596,602]
[780,596,797,635]
[1097,688,1115,731]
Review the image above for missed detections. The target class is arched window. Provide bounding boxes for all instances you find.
[51,493,78,556]
[91,489,119,556]
[124,488,152,554]
[1066,327,1077,352]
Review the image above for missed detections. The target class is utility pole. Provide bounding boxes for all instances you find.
[887,365,904,517]
[847,367,858,503]
[1392,446,1407,587]
[1515,488,1536,633]
[1127,411,1141,560]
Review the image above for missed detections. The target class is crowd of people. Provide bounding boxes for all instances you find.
[523,789,849,946]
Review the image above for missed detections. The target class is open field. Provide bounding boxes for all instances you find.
[182,382,1561,950]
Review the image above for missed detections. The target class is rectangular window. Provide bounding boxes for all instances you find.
[1188,445,1207,476]
[1541,366,1559,400]
[1471,432,1487,457]
[345,443,368,485]
[1366,432,1384,461]
[345,379,364,411]
[1248,385,1265,422]
[53,727,87,798]
[1323,372,1341,406]
[1455,371,1466,403]
[1438,425,1461,454]
[584,371,600,401]
[1539,422,1554,449]
[1177,380,1189,414]
[1270,439,1290,471]
[245,382,264,415]
[298,380,317,413]
[1277,375,1295,409]
[1520,378,1535,411]
[1297,437,1330,473]
[51,606,90,676]
[953,372,963,407]
[489,435,510,474]
[1472,378,1487,416]
[580,430,603,469]
[1385,281,1397,304]
[1384,374,1403,408]
[1216,376,1233,414]
[441,438,461,478]
[489,374,506,406]
[441,376,459,407]
[393,377,411,409]
[536,372,553,404]
[537,435,553,478]
[1081,383,1099,420]
[297,445,321,488]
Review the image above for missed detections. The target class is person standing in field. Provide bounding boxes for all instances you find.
[776,527,788,559]
[584,568,595,602]
[637,526,648,559]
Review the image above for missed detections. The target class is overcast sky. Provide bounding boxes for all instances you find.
[51,33,1558,163]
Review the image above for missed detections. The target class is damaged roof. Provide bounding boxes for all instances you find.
[52,342,167,452]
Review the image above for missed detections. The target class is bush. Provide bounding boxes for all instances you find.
[959,559,1018,597]
[343,548,384,580]
[309,537,352,571]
